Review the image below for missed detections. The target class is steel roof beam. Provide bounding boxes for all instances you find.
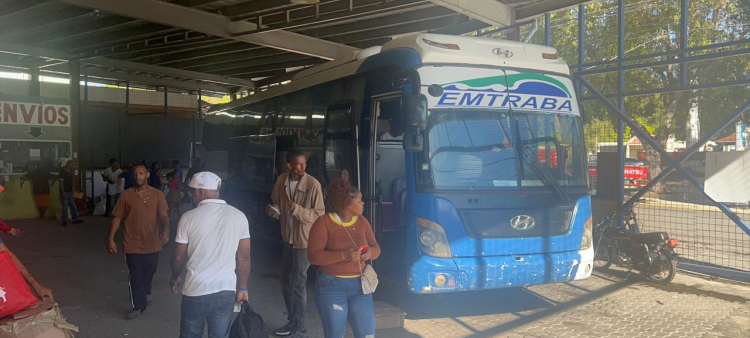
[63,24,183,53]
[185,49,307,73]
[427,0,513,27]
[0,7,91,40]
[28,17,136,46]
[58,0,360,60]
[99,38,229,61]
[221,0,297,20]
[145,42,262,66]
[300,5,455,38]
[218,58,325,77]
[175,0,222,7]
[0,0,48,19]
[0,42,254,88]
[247,70,288,80]
[232,0,429,36]
[0,42,71,61]
[327,14,465,44]
[129,6,454,72]
[82,58,255,88]
[155,6,453,71]
[81,68,232,93]
[516,0,594,20]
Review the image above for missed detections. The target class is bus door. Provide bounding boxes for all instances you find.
[368,94,407,237]
[368,94,409,278]
[323,102,359,188]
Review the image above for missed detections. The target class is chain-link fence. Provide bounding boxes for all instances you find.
[480,0,750,279]
[563,0,750,279]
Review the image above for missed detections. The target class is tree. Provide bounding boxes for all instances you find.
[550,0,750,193]
[478,0,749,194]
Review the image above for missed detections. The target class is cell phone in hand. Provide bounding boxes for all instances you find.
[358,245,369,253]
[269,205,280,213]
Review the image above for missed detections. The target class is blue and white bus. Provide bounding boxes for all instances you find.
[203,33,594,294]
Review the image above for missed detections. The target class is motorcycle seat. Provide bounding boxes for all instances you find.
[630,232,669,244]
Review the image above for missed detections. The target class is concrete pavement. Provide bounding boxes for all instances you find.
[2,216,749,337]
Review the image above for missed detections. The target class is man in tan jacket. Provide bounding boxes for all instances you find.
[266,149,324,338]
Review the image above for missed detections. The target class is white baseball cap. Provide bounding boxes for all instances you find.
[189,171,222,190]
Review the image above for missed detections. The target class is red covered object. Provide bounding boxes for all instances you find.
[0,251,38,319]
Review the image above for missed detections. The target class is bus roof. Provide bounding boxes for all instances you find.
[208,33,568,114]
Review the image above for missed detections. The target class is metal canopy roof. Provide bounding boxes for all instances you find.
[0,0,589,93]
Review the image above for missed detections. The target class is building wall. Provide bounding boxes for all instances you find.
[0,77,205,220]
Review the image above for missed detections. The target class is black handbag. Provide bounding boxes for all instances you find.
[229,302,268,338]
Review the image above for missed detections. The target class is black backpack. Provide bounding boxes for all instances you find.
[230,302,268,338]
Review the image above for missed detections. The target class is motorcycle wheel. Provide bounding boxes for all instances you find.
[644,250,677,284]
[594,240,614,270]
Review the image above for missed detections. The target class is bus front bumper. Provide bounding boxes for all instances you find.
[408,247,594,294]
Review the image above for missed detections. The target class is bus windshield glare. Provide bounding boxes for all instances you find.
[422,109,587,191]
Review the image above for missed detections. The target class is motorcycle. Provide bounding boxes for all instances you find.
[594,199,679,284]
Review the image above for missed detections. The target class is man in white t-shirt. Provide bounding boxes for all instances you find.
[170,171,251,338]
[101,158,122,217]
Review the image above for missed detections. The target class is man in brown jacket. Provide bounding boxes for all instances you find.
[266,149,324,338]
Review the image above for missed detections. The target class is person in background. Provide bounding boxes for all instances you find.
[0,184,22,237]
[58,160,84,227]
[266,149,325,338]
[149,162,162,190]
[102,159,122,217]
[120,163,137,191]
[170,172,251,338]
[183,158,203,188]
[379,118,404,141]
[166,171,183,219]
[173,160,184,183]
[101,158,117,217]
[308,179,380,338]
[107,164,170,320]
[21,159,55,220]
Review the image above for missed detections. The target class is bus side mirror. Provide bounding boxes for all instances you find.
[403,94,428,152]
[403,94,427,132]
[403,130,423,152]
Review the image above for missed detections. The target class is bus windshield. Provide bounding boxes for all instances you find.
[421,109,587,191]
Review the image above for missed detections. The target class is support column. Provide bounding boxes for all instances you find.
[680,0,690,86]
[69,60,82,191]
[578,5,585,119]
[29,67,40,97]
[544,13,551,46]
[617,0,626,228]
[506,27,522,41]
[164,86,168,114]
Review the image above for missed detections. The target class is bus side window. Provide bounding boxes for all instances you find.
[377,99,404,142]
[324,104,356,185]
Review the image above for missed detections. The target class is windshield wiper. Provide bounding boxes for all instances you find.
[520,143,571,203]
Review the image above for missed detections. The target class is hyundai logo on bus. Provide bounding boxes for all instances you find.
[510,215,536,231]
[492,48,513,58]
[436,74,575,113]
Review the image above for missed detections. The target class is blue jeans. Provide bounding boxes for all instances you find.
[60,191,78,223]
[180,291,236,338]
[315,273,375,338]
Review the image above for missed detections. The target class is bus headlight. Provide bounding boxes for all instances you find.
[417,218,452,258]
[580,216,593,250]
